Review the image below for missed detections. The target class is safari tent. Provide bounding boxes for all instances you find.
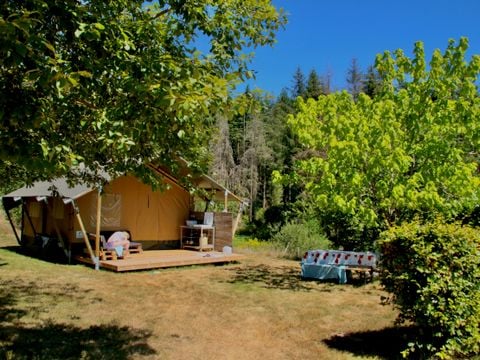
[2,164,245,271]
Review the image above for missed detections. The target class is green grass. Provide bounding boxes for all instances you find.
[0,218,406,359]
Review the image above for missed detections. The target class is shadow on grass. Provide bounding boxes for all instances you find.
[0,244,70,265]
[0,245,21,251]
[0,279,157,359]
[0,322,156,360]
[224,264,333,292]
[323,326,420,360]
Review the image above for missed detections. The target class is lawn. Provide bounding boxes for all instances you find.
[0,217,408,359]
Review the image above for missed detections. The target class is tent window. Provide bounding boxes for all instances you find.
[90,193,122,228]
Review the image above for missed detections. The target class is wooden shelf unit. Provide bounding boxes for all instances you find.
[180,225,215,251]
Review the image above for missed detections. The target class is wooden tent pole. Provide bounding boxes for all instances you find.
[95,189,102,258]
[71,200,98,269]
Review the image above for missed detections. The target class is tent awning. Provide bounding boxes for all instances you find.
[195,175,245,203]
[1,179,95,210]
[3,179,93,199]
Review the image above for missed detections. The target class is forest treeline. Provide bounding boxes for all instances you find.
[209,59,382,241]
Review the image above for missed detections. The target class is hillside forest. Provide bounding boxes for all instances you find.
[222,61,374,240]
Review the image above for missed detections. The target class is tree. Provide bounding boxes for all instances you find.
[292,67,306,98]
[0,0,286,186]
[238,111,273,220]
[209,115,236,190]
[363,64,382,98]
[277,38,480,249]
[305,69,322,100]
[346,58,364,100]
[321,68,332,95]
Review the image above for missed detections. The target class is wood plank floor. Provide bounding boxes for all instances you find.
[75,249,243,272]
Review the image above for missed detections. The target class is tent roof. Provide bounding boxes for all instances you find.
[2,178,94,200]
[2,167,244,207]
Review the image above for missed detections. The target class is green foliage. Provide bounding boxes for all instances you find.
[320,211,380,251]
[233,235,274,252]
[273,219,331,259]
[243,206,281,240]
[0,0,286,186]
[277,38,480,249]
[378,219,480,359]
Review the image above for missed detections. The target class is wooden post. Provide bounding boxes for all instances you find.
[224,190,228,212]
[95,189,102,258]
[72,200,98,269]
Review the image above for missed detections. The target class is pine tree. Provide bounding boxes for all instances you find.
[305,69,322,100]
[364,65,382,98]
[292,67,306,98]
[346,58,364,101]
[321,69,332,95]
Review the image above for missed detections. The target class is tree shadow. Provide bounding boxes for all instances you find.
[0,279,157,359]
[0,278,99,312]
[0,322,156,360]
[223,264,333,292]
[323,326,420,360]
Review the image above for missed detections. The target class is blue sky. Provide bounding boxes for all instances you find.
[243,0,480,97]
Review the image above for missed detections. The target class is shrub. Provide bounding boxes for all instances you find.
[320,210,381,251]
[273,219,331,260]
[378,219,480,359]
[245,205,288,240]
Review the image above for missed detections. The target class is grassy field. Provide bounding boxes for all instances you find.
[0,217,410,359]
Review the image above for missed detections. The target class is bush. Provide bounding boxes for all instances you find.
[245,205,288,240]
[273,219,331,260]
[320,210,381,251]
[378,219,480,359]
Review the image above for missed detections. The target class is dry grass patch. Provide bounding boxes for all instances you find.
[0,218,406,359]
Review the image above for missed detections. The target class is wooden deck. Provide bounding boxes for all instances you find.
[75,249,243,272]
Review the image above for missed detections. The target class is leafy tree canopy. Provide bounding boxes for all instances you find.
[276,38,480,249]
[0,0,286,186]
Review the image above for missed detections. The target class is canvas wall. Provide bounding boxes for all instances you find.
[75,175,190,242]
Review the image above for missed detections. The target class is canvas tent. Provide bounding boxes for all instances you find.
[2,166,245,269]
